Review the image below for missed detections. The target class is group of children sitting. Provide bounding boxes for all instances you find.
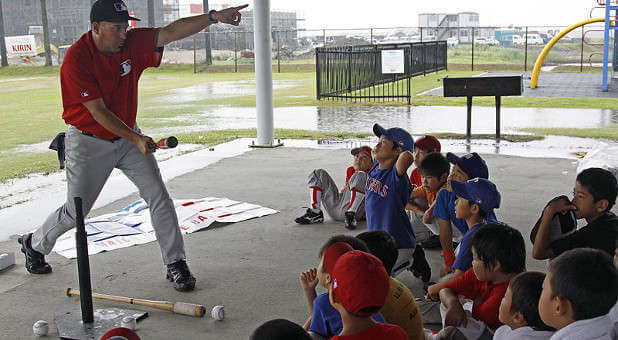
[257,123,617,339]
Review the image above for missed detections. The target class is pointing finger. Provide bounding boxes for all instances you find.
[235,4,249,10]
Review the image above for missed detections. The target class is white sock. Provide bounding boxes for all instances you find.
[310,186,322,212]
[347,189,365,213]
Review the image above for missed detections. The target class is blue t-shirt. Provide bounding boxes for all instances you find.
[365,162,415,249]
[309,293,386,338]
[433,188,497,236]
[452,222,485,271]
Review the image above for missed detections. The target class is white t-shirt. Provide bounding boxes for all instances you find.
[493,325,554,340]
[549,314,615,340]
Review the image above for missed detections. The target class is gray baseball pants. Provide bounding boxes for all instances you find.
[31,125,186,265]
[307,169,367,221]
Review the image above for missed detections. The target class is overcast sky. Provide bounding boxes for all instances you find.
[240,0,597,29]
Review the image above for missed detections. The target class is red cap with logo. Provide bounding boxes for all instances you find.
[351,145,372,159]
[414,135,441,152]
[100,327,141,340]
[323,242,354,275]
[330,250,390,317]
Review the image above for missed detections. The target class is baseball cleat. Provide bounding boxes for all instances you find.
[344,211,357,230]
[166,260,196,292]
[294,208,324,224]
[18,233,52,274]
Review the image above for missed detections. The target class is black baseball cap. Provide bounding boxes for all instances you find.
[90,0,140,23]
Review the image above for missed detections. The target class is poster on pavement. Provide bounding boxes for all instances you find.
[52,197,278,258]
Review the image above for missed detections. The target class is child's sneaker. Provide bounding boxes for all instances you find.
[344,212,357,230]
[294,208,324,224]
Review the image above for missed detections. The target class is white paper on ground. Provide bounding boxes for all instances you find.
[52,197,278,258]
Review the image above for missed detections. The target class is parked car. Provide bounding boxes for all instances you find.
[475,37,498,46]
[512,35,524,45]
[447,37,459,47]
[539,33,554,43]
[526,34,544,45]
[486,37,500,45]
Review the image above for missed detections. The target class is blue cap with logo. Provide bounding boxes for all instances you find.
[451,177,501,213]
[373,123,414,153]
[446,152,489,179]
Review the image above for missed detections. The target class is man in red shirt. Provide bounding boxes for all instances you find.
[18,0,247,292]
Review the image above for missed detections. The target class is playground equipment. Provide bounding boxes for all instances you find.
[531,0,617,91]
[601,0,618,90]
[530,18,604,88]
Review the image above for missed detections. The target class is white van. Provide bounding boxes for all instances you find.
[526,34,544,45]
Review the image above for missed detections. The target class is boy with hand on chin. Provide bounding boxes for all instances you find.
[365,123,416,276]
[533,167,618,260]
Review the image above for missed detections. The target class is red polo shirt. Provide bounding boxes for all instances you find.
[443,268,511,330]
[60,28,162,140]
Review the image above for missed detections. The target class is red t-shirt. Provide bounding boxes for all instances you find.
[409,167,421,189]
[60,28,163,140]
[443,268,510,330]
[329,323,407,340]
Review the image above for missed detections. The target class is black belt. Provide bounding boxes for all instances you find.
[81,131,121,142]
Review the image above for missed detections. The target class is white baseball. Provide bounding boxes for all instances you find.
[33,320,49,336]
[211,305,224,320]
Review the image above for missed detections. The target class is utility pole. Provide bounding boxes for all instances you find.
[147,0,155,27]
[40,0,52,66]
[203,0,212,65]
[0,0,8,67]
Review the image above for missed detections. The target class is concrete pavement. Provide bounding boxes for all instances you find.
[0,146,597,339]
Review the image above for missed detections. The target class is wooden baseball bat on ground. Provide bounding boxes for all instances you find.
[66,288,206,317]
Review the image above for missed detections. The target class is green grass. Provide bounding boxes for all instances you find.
[1,63,617,181]
[0,129,372,183]
[430,133,544,143]
[521,126,618,141]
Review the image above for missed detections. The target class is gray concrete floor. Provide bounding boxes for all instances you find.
[0,147,603,339]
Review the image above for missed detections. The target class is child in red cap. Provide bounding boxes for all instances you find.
[327,248,407,339]
[299,237,386,338]
[410,135,441,190]
[295,146,373,230]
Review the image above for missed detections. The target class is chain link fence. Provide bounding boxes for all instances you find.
[3,24,613,73]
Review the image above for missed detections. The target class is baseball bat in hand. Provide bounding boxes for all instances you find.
[66,288,205,317]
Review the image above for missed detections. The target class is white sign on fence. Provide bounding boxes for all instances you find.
[381,49,405,74]
[5,35,37,57]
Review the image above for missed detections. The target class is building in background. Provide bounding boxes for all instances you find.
[164,1,299,52]
[2,0,164,47]
[418,12,497,43]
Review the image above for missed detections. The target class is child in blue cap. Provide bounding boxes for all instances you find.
[433,153,498,278]
[365,123,422,277]
[426,177,502,301]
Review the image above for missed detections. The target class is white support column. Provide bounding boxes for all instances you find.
[253,0,274,145]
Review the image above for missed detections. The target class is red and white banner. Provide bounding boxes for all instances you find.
[5,35,37,57]
[52,197,278,258]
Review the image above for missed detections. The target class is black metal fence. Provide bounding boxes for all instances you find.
[316,41,447,104]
